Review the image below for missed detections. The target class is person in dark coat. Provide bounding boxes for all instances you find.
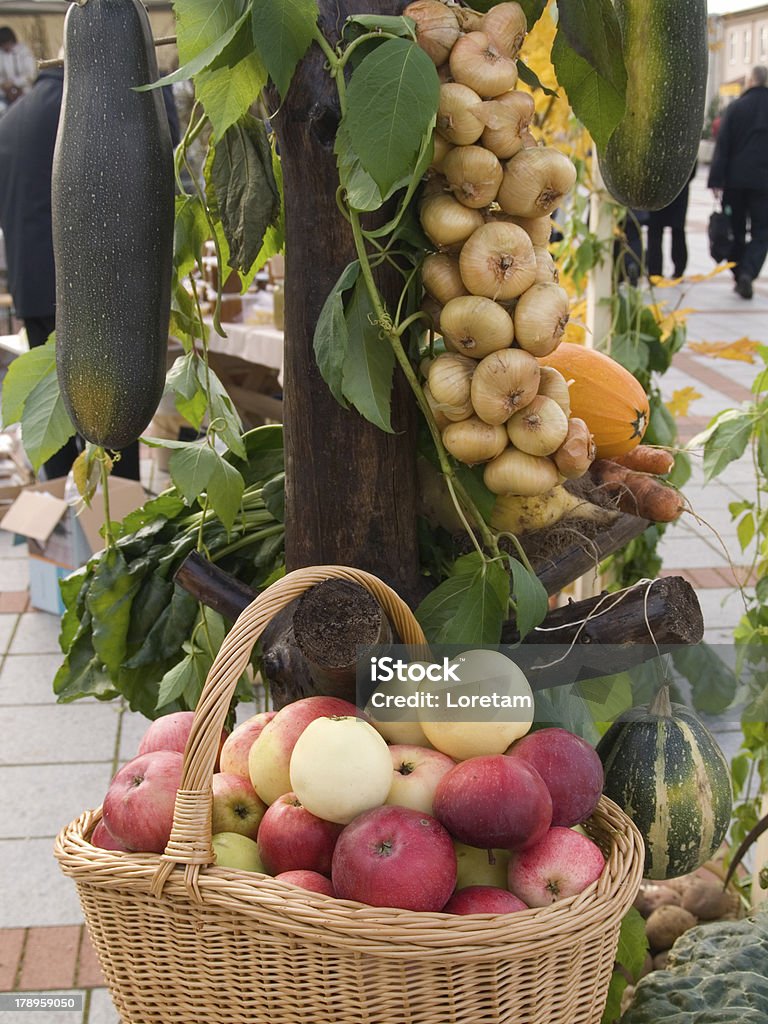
[646,163,697,280]
[0,66,141,479]
[708,66,768,299]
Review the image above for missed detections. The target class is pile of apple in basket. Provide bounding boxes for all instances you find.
[93,650,607,916]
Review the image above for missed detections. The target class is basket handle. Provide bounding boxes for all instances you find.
[151,564,427,897]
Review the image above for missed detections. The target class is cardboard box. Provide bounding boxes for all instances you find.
[0,476,145,614]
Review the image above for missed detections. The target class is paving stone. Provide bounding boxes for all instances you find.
[0,763,112,840]
[0,655,68,706]
[0,839,86,928]
[0,928,25,990]
[0,593,29,614]
[116,708,149,765]
[0,561,29,592]
[695,588,747,632]
[86,987,120,1024]
[75,933,104,990]
[0,614,20,656]
[9,614,62,655]
[0,704,120,766]
[17,926,80,991]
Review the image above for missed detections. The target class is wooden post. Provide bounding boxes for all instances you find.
[272,1,423,607]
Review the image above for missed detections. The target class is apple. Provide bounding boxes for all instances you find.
[219,711,276,779]
[432,755,552,850]
[211,772,267,839]
[507,827,606,907]
[90,819,129,852]
[418,650,534,760]
[211,831,265,872]
[275,870,336,897]
[248,696,360,805]
[138,711,228,769]
[332,805,457,911]
[289,716,393,825]
[454,841,510,890]
[386,744,456,816]
[256,792,344,876]
[507,727,604,827]
[366,662,435,748]
[102,750,184,853]
[443,886,528,915]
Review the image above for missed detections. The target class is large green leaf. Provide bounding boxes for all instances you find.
[313,260,360,407]
[557,0,627,96]
[344,38,439,197]
[195,55,267,141]
[86,548,148,676]
[20,366,76,472]
[672,644,739,715]
[149,8,250,87]
[1,338,56,427]
[164,352,207,431]
[341,276,395,433]
[416,553,508,644]
[335,121,384,213]
[508,559,548,640]
[210,115,280,273]
[174,195,209,281]
[602,908,649,1023]
[174,0,248,62]
[169,443,244,532]
[551,24,626,150]
[251,0,318,98]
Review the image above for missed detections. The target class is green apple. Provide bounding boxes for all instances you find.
[454,841,511,890]
[211,832,265,872]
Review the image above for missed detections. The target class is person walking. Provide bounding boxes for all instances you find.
[708,66,768,299]
[0,27,37,110]
[646,163,697,280]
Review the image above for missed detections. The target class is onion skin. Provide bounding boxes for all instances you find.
[404,1,460,66]
[443,416,508,464]
[459,221,536,301]
[470,348,540,426]
[498,148,577,220]
[483,447,560,496]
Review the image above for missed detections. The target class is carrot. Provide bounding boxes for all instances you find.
[589,460,685,522]
[611,446,675,475]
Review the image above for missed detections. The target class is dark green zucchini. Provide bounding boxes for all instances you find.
[598,0,708,211]
[52,0,174,450]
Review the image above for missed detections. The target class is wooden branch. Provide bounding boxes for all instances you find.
[174,551,255,621]
[39,35,177,69]
[529,512,651,596]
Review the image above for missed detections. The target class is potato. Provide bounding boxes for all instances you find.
[653,951,670,970]
[634,884,680,917]
[645,905,698,952]
[681,879,733,921]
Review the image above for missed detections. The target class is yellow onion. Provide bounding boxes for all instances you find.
[441,295,514,359]
[506,395,569,456]
[436,83,485,145]
[459,221,536,300]
[504,214,553,246]
[498,147,577,219]
[423,384,453,431]
[449,31,519,99]
[430,133,454,174]
[482,2,527,59]
[484,447,559,496]
[428,352,475,418]
[420,294,443,332]
[553,417,596,478]
[513,283,570,357]
[443,145,503,209]
[537,366,571,416]
[404,1,461,66]
[470,348,539,425]
[533,246,558,284]
[420,193,485,250]
[475,90,536,160]
[455,7,485,32]
[443,416,508,464]
[422,252,468,305]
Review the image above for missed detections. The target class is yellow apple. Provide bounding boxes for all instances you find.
[211,832,265,872]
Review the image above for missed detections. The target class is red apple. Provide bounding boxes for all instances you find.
[443,886,528,915]
[507,727,604,826]
[138,711,228,769]
[386,744,456,816]
[507,827,606,907]
[332,805,457,912]
[90,819,129,852]
[211,772,267,839]
[102,751,184,853]
[275,870,336,897]
[219,711,276,779]
[248,696,360,805]
[433,755,552,850]
[256,792,344,876]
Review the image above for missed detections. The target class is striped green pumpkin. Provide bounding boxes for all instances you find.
[596,689,732,880]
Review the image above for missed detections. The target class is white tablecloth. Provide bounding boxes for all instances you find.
[206,320,284,386]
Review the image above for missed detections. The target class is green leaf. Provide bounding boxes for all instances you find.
[313,260,360,406]
[341,276,395,433]
[20,365,76,472]
[1,337,55,427]
[416,552,508,644]
[700,412,753,481]
[557,0,627,96]
[551,26,626,150]
[198,363,246,459]
[86,548,148,676]
[516,59,558,97]
[175,0,248,61]
[210,115,280,274]
[344,38,440,197]
[195,56,267,141]
[168,444,244,532]
[737,511,756,551]
[671,644,738,715]
[156,653,199,710]
[343,14,417,40]
[576,672,634,726]
[262,472,285,522]
[164,353,207,431]
[174,196,209,281]
[146,8,250,88]
[251,0,318,98]
[335,121,383,213]
[508,559,548,639]
[618,907,650,981]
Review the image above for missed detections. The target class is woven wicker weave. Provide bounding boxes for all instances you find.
[55,565,645,1024]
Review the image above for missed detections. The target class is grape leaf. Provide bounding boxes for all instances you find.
[416,553,508,644]
[313,261,360,407]
[251,0,318,98]
[19,365,76,472]
[341,276,395,433]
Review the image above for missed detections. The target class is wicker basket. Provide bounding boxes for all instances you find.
[55,565,645,1024]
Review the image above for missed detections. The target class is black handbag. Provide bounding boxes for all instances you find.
[708,205,733,263]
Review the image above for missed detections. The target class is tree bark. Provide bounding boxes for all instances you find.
[272,1,422,606]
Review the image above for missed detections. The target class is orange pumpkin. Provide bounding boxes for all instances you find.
[539,343,649,458]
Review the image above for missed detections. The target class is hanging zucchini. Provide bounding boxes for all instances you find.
[598,0,708,211]
[52,0,174,450]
